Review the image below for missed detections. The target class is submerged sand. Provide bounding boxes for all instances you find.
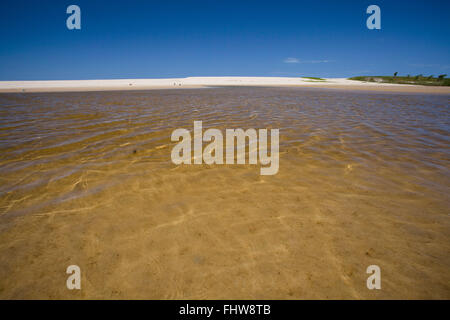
[1,77,450,94]
[0,87,449,299]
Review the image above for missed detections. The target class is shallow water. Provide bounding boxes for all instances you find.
[0,87,449,299]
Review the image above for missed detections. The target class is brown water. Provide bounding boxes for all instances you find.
[0,87,449,299]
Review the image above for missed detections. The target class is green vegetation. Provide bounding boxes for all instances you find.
[348,74,450,86]
[302,76,326,81]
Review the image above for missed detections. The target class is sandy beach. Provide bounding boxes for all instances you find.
[1,77,449,94]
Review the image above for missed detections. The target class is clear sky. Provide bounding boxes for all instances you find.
[0,0,449,80]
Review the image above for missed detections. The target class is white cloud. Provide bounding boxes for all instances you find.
[284,57,299,63]
[283,58,332,64]
[305,60,332,63]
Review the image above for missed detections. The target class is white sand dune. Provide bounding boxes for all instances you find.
[0,77,449,93]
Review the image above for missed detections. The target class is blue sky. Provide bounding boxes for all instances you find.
[0,0,449,80]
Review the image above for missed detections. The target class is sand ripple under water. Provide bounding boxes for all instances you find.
[0,87,449,299]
